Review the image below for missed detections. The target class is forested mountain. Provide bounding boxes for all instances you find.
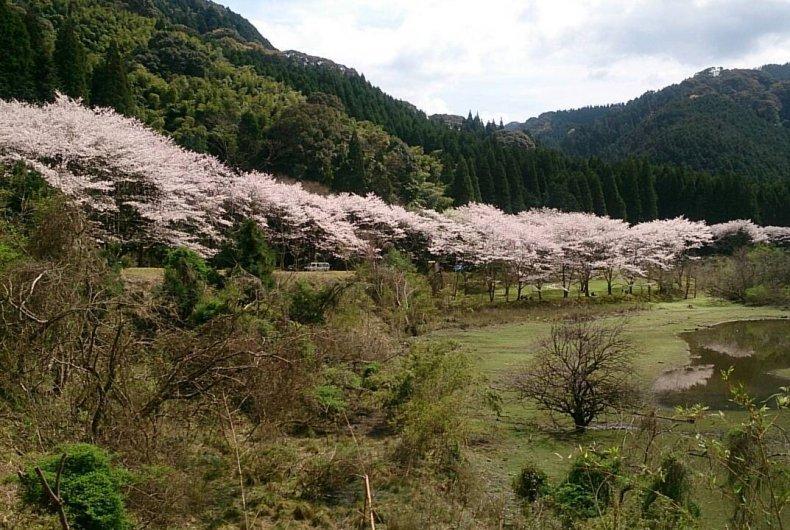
[511,64,790,181]
[1,0,788,224]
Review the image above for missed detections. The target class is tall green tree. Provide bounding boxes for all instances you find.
[476,152,494,203]
[91,43,134,114]
[54,4,89,99]
[506,155,526,212]
[492,161,511,212]
[0,0,33,100]
[587,171,607,216]
[451,158,475,205]
[24,8,55,101]
[337,130,366,193]
[638,164,658,221]
[236,110,263,169]
[600,169,626,219]
[619,166,642,222]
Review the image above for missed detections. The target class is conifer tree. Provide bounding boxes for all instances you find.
[476,151,494,203]
[25,8,55,102]
[469,161,482,202]
[506,155,526,212]
[601,169,626,219]
[587,171,607,216]
[91,43,134,114]
[523,159,541,203]
[0,0,33,100]
[337,130,366,193]
[54,4,89,99]
[493,161,511,212]
[638,163,658,221]
[574,172,593,212]
[619,167,642,222]
[451,157,475,205]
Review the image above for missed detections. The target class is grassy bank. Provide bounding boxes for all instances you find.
[427,296,788,526]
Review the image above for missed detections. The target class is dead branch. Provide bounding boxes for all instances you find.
[34,453,70,530]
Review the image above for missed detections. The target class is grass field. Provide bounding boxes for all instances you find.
[427,296,789,526]
[121,267,354,288]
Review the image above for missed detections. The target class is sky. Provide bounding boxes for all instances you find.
[221,0,790,123]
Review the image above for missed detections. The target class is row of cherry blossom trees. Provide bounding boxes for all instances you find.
[2,96,788,296]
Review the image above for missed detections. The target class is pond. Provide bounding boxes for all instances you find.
[654,319,790,410]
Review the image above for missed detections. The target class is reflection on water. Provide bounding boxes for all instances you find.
[654,319,790,410]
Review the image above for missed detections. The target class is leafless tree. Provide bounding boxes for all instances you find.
[510,316,639,431]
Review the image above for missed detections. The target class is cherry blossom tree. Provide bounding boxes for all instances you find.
[629,217,712,296]
[2,94,780,302]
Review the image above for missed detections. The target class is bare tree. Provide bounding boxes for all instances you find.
[510,317,639,431]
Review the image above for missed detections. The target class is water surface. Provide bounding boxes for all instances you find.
[654,319,790,410]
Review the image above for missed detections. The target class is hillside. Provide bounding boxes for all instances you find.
[1,0,788,224]
[510,64,790,180]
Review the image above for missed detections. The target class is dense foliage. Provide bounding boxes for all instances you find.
[513,65,790,224]
[20,444,131,530]
[1,0,787,224]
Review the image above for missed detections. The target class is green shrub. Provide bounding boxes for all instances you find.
[289,281,343,324]
[389,342,474,470]
[643,455,699,522]
[0,162,52,226]
[643,455,691,509]
[0,240,22,269]
[744,283,789,306]
[243,443,299,486]
[212,219,275,285]
[19,443,131,530]
[513,461,549,502]
[552,481,599,520]
[312,384,347,416]
[161,247,213,319]
[552,450,620,520]
[190,296,229,325]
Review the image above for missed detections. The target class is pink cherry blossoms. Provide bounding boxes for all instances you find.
[0,96,785,288]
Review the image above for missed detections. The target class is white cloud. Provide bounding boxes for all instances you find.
[226,0,790,122]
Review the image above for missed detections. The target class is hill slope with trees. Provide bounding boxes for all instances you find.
[511,64,790,181]
[1,0,788,224]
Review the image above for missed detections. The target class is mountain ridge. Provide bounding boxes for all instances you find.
[507,63,790,180]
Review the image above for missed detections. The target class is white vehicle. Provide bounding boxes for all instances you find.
[304,261,331,271]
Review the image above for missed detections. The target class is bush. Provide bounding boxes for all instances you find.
[296,444,358,502]
[312,384,348,416]
[389,342,474,470]
[551,450,620,520]
[513,461,549,502]
[190,296,229,325]
[643,455,698,521]
[19,443,131,530]
[212,219,275,285]
[357,249,436,336]
[289,281,344,324]
[700,245,790,305]
[161,247,213,319]
[744,283,789,306]
[0,162,52,226]
[242,443,299,486]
